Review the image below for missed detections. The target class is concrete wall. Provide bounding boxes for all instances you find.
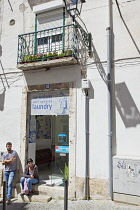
[0,0,140,199]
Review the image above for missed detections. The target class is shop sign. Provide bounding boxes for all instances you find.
[31,96,69,115]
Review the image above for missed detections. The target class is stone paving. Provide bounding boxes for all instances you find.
[1,199,140,210]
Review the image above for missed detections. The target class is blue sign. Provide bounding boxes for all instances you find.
[58,132,68,145]
[55,146,69,153]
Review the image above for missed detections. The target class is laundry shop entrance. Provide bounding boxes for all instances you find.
[27,89,69,187]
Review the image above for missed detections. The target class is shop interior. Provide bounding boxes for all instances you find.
[29,115,69,186]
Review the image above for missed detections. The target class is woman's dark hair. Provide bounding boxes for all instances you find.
[27,158,33,164]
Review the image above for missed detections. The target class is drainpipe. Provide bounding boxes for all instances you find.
[62,7,65,53]
[85,89,90,200]
[106,0,113,200]
[34,14,37,55]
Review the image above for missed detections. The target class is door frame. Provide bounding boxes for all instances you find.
[20,82,77,196]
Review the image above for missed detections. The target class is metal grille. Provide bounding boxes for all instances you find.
[17,24,78,63]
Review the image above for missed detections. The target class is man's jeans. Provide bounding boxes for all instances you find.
[20,177,38,191]
[4,170,16,199]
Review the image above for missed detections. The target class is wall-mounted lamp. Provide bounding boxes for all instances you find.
[63,0,91,56]
[63,0,85,19]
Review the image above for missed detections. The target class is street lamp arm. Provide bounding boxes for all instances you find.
[75,20,91,55]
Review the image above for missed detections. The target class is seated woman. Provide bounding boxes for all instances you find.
[20,158,39,196]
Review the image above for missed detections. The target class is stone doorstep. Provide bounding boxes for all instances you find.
[113,193,140,206]
[15,183,64,199]
[18,194,52,203]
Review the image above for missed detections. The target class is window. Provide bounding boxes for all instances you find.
[37,34,63,54]
[52,34,62,43]
[37,37,48,45]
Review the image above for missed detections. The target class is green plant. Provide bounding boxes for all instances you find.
[64,49,73,56]
[44,54,48,58]
[47,52,53,57]
[36,53,44,60]
[59,163,69,180]
[58,52,64,57]
[22,49,73,63]
[23,55,31,62]
[52,51,58,57]
[23,54,37,62]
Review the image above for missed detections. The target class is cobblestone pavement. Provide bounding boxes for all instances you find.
[1,199,140,210]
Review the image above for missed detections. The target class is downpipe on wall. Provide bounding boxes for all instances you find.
[85,89,90,200]
[107,0,113,200]
[106,26,113,200]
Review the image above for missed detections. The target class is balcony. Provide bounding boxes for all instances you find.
[17,24,78,71]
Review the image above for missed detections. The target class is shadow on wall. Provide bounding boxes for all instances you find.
[115,82,140,128]
[115,0,140,55]
[91,42,107,85]
[0,45,2,57]
[0,90,5,111]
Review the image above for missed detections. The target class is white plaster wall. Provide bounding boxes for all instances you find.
[23,65,81,86]
[79,0,110,179]
[0,0,34,69]
[0,78,24,169]
[76,87,86,177]
[0,0,27,167]
[80,0,140,179]
[88,66,109,179]
[115,64,140,156]
[113,0,140,157]
[113,0,140,59]
[81,0,107,62]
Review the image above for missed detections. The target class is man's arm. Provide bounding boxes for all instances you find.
[2,156,16,165]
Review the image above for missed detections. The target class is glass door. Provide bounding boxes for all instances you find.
[50,115,69,186]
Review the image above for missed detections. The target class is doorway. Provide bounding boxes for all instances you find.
[27,89,70,186]
[28,114,69,186]
[36,114,69,186]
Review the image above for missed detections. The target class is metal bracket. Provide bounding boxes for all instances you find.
[75,20,92,56]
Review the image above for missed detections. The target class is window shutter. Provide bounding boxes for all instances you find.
[37,8,63,31]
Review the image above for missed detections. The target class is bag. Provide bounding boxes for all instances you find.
[24,178,29,195]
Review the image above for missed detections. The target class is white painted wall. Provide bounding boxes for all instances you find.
[0,0,140,190]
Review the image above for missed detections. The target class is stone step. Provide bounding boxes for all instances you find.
[15,182,64,199]
[18,193,52,203]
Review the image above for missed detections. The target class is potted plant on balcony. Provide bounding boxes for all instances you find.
[23,55,32,62]
[44,54,48,61]
[36,53,44,61]
[64,49,73,57]
[58,50,73,59]
[47,52,53,60]
[23,54,37,63]
[21,49,74,64]
[58,52,65,58]
[52,51,58,59]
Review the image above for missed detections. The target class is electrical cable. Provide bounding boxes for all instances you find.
[115,0,140,55]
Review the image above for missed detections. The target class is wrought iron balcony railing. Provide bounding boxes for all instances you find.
[17,24,78,64]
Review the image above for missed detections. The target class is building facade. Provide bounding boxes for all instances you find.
[0,0,140,203]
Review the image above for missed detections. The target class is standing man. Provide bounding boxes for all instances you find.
[1,142,17,205]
